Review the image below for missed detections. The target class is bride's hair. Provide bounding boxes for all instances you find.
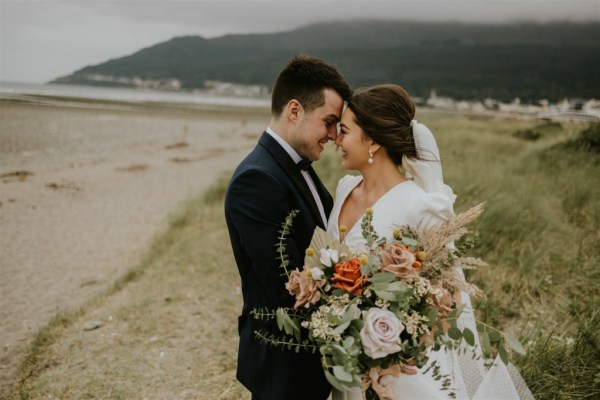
[347,84,421,165]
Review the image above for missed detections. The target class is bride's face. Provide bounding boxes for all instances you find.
[336,108,372,170]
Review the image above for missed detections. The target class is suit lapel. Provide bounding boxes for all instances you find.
[307,166,333,217]
[259,132,327,228]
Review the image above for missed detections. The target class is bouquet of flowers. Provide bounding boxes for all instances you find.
[252,204,525,400]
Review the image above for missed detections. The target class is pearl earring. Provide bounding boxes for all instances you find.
[368,149,374,164]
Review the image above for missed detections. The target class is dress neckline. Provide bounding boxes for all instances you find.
[336,176,412,238]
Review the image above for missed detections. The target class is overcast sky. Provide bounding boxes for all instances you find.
[1,0,598,84]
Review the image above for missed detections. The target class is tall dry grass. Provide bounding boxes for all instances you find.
[13,113,599,399]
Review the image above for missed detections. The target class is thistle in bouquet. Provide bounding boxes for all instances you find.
[252,204,526,400]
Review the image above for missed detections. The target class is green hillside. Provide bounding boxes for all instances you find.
[52,20,600,102]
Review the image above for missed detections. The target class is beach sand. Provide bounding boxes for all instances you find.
[0,101,268,394]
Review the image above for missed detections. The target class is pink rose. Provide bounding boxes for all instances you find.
[431,284,453,319]
[285,267,325,309]
[361,364,402,400]
[381,244,420,281]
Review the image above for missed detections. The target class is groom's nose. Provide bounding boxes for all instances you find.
[326,125,338,141]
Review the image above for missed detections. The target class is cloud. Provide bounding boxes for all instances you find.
[1,0,598,83]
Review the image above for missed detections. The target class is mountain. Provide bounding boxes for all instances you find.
[52,20,600,101]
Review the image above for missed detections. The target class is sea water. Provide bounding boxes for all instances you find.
[0,81,270,108]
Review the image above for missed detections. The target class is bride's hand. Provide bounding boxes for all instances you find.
[400,359,418,375]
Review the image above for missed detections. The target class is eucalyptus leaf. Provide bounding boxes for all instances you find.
[488,329,502,343]
[361,263,373,275]
[504,333,526,355]
[482,331,492,355]
[372,282,390,291]
[324,369,347,392]
[369,272,396,284]
[276,308,285,331]
[332,320,351,335]
[499,344,509,364]
[463,328,475,346]
[388,281,410,293]
[374,290,397,302]
[426,308,439,327]
[351,319,364,331]
[448,327,462,341]
[448,303,466,319]
[476,322,485,333]
[333,365,354,383]
[278,309,300,339]
[342,304,358,323]
[343,336,355,349]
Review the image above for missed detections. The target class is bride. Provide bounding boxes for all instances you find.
[328,84,534,399]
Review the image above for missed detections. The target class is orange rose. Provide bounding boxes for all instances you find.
[331,258,367,295]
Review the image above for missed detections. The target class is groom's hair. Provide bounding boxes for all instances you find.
[271,54,351,118]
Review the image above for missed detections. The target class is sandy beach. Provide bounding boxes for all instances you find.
[0,100,268,394]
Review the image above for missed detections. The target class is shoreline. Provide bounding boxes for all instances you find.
[0,101,265,395]
[0,93,271,117]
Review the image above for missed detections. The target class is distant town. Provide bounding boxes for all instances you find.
[80,74,600,123]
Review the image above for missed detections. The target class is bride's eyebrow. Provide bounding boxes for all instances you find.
[339,123,349,130]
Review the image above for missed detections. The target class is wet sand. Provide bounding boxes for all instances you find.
[0,101,268,394]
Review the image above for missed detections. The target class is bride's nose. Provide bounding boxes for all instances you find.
[335,134,343,145]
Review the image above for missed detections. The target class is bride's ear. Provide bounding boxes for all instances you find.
[369,142,382,154]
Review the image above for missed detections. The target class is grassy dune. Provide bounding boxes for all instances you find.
[12,113,599,399]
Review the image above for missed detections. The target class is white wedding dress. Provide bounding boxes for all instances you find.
[327,122,534,400]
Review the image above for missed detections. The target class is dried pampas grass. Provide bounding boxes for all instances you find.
[417,202,487,297]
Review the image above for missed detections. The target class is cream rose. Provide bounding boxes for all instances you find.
[360,308,404,359]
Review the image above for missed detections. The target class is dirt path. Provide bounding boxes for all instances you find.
[0,102,265,395]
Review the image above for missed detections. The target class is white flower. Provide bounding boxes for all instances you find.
[310,267,324,280]
[360,308,404,359]
[319,248,339,267]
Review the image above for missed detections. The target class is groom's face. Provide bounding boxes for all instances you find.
[292,88,344,161]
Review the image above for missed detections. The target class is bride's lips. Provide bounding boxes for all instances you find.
[318,140,327,150]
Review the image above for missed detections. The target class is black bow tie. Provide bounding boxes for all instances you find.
[297,158,312,171]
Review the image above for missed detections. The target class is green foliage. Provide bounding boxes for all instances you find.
[429,113,599,399]
[553,123,600,155]
[512,129,541,141]
[254,330,318,353]
[520,303,600,399]
[275,209,299,277]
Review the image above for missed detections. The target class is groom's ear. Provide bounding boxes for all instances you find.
[286,99,303,123]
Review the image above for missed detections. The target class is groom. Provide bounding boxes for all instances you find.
[224,55,351,400]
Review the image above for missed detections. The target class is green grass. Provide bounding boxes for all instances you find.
[318,113,600,399]
[13,112,600,399]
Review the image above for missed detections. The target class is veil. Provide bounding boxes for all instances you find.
[401,120,534,400]
[401,119,456,204]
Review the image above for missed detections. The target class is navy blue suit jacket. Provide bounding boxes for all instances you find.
[224,132,333,400]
